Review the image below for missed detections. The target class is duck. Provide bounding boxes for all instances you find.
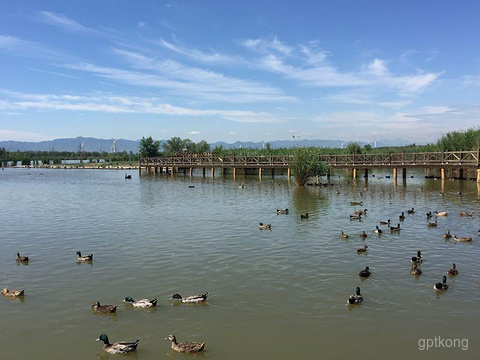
[426,211,433,219]
[353,208,368,215]
[350,201,363,206]
[124,173,132,179]
[340,231,349,239]
[167,335,205,353]
[443,230,452,239]
[346,287,363,304]
[2,288,25,298]
[411,251,423,264]
[433,275,449,291]
[96,334,139,354]
[123,296,157,308]
[300,213,309,219]
[374,226,383,235]
[407,208,415,214]
[350,214,362,221]
[453,235,472,242]
[399,212,405,221]
[410,263,422,276]
[427,219,438,227]
[379,219,391,226]
[434,211,448,217]
[359,266,371,277]
[258,223,272,230]
[76,251,93,262]
[92,300,117,313]
[16,252,29,262]
[459,211,474,217]
[188,185,195,188]
[238,184,245,189]
[390,223,401,232]
[171,293,208,303]
[447,263,459,276]
[360,231,368,239]
[276,208,288,215]
[357,245,368,253]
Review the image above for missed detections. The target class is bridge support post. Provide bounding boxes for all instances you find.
[393,168,397,179]
[287,168,291,178]
[233,167,236,181]
[189,167,193,177]
[364,169,368,178]
[202,168,206,177]
[154,166,158,175]
[402,168,407,179]
[138,166,142,175]
[259,167,262,180]
[272,168,275,178]
[441,168,446,180]
[352,168,357,178]
[327,170,331,181]
[459,168,464,180]
[477,168,480,183]
[211,167,215,178]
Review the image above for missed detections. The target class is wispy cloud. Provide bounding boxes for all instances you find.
[0,90,282,123]
[29,67,82,79]
[242,37,294,55]
[188,131,200,135]
[0,129,54,142]
[37,11,97,34]
[0,34,71,60]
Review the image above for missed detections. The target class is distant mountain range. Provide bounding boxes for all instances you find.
[0,136,411,153]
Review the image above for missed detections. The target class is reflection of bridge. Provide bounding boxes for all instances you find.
[139,150,480,182]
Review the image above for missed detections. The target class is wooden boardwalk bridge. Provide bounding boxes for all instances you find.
[139,150,480,182]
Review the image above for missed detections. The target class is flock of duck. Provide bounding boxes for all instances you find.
[3,251,208,354]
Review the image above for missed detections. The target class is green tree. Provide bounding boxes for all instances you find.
[196,140,211,153]
[363,144,372,152]
[288,148,328,186]
[162,137,184,155]
[139,136,161,157]
[346,142,362,154]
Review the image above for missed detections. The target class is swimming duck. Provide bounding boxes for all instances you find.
[276,208,288,215]
[399,212,405,221]
[390,223,401,232]
[357,245,368,253]
[350,201,363,206]
[259,223,272,230]
[125,173,132,179]
[353,208,368,215]
[379,219,391,226]
[426,211,433,219]
[374,226,383,234]
[16,252,29,262]
[410,263,422,276]
[447,263,458,276]
[407,208,415,214]
[92,300,117,313]
[359,266,371,277]
[411,251,423,264]
[2,288,25,298]
[350,214,362,220]
[427,219,438,227]
[300,213,309,219]
[167,335,205,353]
[459,211,474,217]
[76,251,93,262]
[453,235,472,242]
[188,185,195,188]
[96,334,139,354]
[443,230,452,239]
[433,276,449,291]
[340,231,349,239]
[123,296,157,308]
[171,293,208,303]
[346,287,363,304]
[434,211,448,217]
[360,231,368,239]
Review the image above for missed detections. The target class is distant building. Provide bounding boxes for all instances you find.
[61,159,81,164]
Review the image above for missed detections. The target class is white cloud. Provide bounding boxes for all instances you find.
[188,131,200,135]
[367,58,389,76]
[0,129,54,142]
[38,11,97,34]
[242,37,294,55]
[138,21,146,29]
[29,68,83,79]
[0,35,71,60]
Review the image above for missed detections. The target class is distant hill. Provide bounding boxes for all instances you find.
[0,136,410,153]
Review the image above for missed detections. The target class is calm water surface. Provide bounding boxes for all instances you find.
[1,168,479,359]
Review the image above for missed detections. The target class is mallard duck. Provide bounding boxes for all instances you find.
[390,223,401,232]
[434,211,448,217]
[353,208,368,215]
[359,266,371,277]
[300,213,309,219]
[76,251,93,262]
[276,208,288,215]
[443,230,452,239]
[350,201,363,206]
[360,231,368,239]
[92,300,117,313]
[259,223,271,230]
[346,287,363,304]
[459,211,474,217]
[357,245,368,253]
[350,214,362,220]
[2,288,25,298]
[16,252,29,262]
[407,208,415,214]
[426,211,433,219]
[171,293,208,303]
[123,296,157,308]
[96,334,139,354]
[434,275,449,291]
[411,251,423,264]
[410,263,422,275]
[167,335,205,353]
[447,263,458,276]
[427,219,438,227]
[453,235,472,242]
[379,219,391,226]
[340,231,349,239]
[399,212,405,221]
[374,226,383,234]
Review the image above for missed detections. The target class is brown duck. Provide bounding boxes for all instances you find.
[92,300,117,313]
[167,335,205,353]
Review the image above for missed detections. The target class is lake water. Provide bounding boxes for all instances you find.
[1,168,479,359]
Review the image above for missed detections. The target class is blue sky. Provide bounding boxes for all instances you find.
[1,0,479,144]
